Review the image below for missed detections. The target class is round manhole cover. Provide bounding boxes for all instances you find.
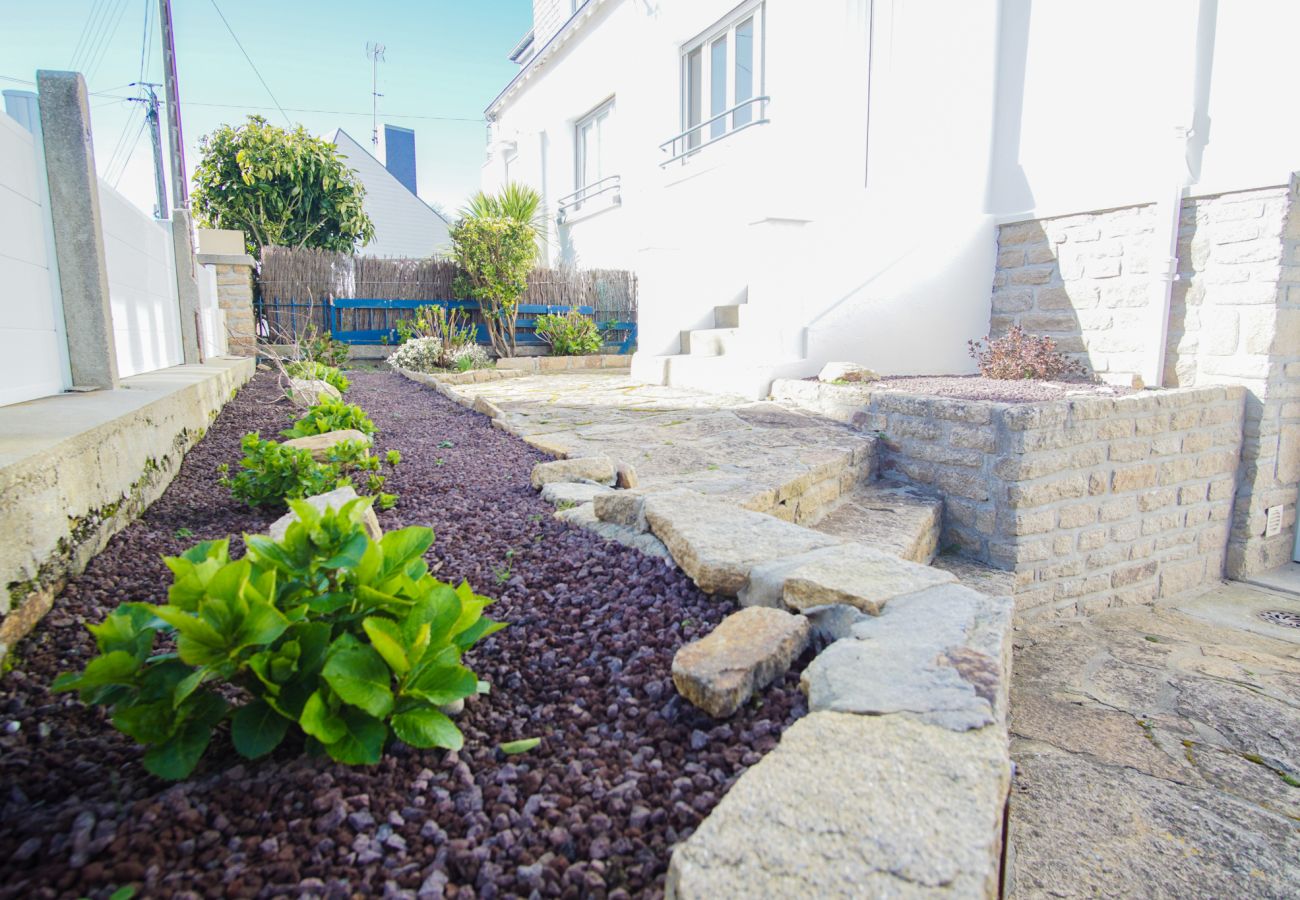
[1258,609,1300,629]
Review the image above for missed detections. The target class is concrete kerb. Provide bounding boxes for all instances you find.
[395,364,1014,894]
[0,357,256,662]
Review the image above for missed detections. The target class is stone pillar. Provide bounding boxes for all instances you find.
[35,70,118,390]
[170,209,202,364]
[196,252,258,357]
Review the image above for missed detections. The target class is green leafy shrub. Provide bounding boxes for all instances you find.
[967,325,1089,381]
[534,310,603,356]
[282,398,377,439]
[221,435,399,509]
[300,326,350,368]
[54,499,503,779]
[286,361,349,393]
[220,434,340,507]
[450,215,536,358]
[395,305,476,349]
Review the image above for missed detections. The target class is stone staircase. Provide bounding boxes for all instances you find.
[630,303,814,401]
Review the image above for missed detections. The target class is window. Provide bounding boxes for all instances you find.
[681,3,764,152]
[575,98,614,191]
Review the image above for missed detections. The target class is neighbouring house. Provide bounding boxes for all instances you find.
[331,126,451,258]
[483,1,1300,576]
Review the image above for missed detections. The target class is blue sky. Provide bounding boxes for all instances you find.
[2,0,531,216]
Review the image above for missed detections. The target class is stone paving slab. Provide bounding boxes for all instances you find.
[1008,582,1300,898]
[417,370,876,520]
[666,712,1010,899]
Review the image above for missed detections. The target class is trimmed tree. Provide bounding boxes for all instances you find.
[192,115,375,258]
[450,184,544,358]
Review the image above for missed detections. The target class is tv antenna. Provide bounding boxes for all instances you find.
[366,41,386,148]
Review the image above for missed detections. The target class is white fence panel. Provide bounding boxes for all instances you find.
[99,180,183,377]
[197,263,228,357]
[0,108,69,407]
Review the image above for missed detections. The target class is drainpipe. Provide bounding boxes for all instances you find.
[1144,1,1211,388]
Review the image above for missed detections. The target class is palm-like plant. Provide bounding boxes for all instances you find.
[460,183,545,246]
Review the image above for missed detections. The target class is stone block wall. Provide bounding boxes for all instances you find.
[771,379,1245,619]
[198,254,257,358]
[991,178,1300,576]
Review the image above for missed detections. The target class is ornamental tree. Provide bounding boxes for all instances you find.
[191,116,375,258]
[450,195,540,357]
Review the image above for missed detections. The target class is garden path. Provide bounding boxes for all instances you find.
[1008,580,1300,898]
[440,371,877,518]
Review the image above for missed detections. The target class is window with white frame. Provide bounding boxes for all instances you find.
[575,98,614,191]
[681,2,763,152]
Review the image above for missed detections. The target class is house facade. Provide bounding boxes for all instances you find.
[331,128,450,258]
[483,0,1299,575]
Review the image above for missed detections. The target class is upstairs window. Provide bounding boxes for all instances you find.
[681,3,764,152]
[576,98,614,191]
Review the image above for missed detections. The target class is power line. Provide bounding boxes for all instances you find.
[137,0,154,83]
[69,0,113,70]
[85,0,133,84]
[207,0,292,127]
[110,111,149,187]
[0,74,485,124]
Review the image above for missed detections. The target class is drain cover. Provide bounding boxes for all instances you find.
[1259,609,1300,629]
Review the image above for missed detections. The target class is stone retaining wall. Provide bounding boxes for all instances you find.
[772,380,1246,619]
[990,179,1300,577]
[495,354,632,373]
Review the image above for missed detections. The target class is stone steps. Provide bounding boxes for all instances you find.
[679,327,741,357]
[808,482,943,564]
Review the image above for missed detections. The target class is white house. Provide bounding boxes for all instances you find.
[482,0,1300,397]
[331,128,451,258]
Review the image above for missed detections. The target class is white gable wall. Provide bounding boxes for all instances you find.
[332,129,451,259]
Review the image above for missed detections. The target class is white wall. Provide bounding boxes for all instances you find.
[333,129,452,259]
[196,264,228,358]
[0,106,69,407]
[988,0,1300,221]
[99,180,183,378]
[485,0,1300,382]
[486,0,999,373]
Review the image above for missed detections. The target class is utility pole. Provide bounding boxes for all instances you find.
[158,0,187,208]
[366,42,385,148]
[131,83,169,219]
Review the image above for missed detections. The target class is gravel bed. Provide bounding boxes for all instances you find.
[814,374,1131,403]
[0,371,807,899]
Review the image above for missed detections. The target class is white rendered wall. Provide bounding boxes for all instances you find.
[486,0,1300,378]
[988,0,1300,221]
[196,263,228,358]
[99,180,184,378]
[0,108,69,407]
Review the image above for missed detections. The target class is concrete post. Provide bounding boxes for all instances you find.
[170,208,203,364]
[35,70,118,390]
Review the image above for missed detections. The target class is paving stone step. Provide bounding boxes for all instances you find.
[680,327,742,357]
[808,482,942,563]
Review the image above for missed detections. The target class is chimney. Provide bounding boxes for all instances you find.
[384,124,418,195]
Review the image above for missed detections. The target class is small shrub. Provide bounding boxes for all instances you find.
[282,398,377,439]
[54,499,503,779]
[388,335,492,374]
[967,326,1088,381]
[285,360,349,393]
[534,310,603,356]
[395,305,476,350]
[221,435,398,509]
[220,434,340,507]
[450,215,536,358]
[300,326,350,368]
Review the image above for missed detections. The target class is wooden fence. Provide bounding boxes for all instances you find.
[255,247,638,350]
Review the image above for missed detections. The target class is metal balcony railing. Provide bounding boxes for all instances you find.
[556,174,622,223]
[659,96,770,166]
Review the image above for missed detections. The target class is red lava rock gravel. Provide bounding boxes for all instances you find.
[0,371,808,899]
[870,374,1129,403]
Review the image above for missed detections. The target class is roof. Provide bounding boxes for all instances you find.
[486,0,610,119]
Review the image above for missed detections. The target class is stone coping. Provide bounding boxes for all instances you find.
[0,357,256,662]
[496,354,631,373]
[195,252,256,267]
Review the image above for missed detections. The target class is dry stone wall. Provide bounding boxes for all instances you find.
[992,179,1300,576]
[771,380,1245,619]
